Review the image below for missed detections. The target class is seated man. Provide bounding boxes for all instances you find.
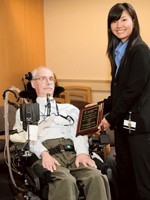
[11,66,111,200]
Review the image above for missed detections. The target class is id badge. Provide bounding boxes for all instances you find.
[123,119,136,132]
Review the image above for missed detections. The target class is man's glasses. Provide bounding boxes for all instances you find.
[33,76,56,83]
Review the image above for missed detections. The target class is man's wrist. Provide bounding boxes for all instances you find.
[40,150,49,157]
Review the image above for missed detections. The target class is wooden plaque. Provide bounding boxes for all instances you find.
[76,104,103,136]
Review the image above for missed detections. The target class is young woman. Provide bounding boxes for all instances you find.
[98,3,150,200]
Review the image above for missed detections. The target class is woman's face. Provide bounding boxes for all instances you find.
[110,10,134,43]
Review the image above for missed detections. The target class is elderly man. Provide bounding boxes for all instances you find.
[12,66,111,200]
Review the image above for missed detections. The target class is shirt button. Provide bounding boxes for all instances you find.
[114,82,117,86]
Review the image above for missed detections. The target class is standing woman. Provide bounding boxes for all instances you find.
[98,3,150,200]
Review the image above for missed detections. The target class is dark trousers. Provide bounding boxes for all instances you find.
[33,138,111,200]
[115,128,150,200]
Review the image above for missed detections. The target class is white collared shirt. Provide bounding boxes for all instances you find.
[12,97,89,158]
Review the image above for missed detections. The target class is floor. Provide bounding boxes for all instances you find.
[0,164,14,200]
[0,163,40,200]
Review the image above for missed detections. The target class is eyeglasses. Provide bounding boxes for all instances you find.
[33,76,56,83]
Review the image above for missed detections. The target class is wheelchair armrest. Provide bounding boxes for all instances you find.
[26,164,50,200]
[25,166,41,192]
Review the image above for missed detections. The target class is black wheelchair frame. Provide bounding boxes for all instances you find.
[10,131,110,200]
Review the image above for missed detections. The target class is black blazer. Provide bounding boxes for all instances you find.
[104,38,150,133]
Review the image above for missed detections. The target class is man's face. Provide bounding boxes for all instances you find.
[31,68,55,97]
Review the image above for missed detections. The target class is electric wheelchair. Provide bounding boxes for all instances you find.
[1,79,111,200]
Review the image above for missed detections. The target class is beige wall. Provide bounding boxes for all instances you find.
[0,1,149,105]
[0,0,45,106]
[44,0,150,102]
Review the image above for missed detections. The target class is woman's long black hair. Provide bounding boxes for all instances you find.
[107,3,141,74]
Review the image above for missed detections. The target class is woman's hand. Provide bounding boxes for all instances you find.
[85,102,97,108]
[98,117,110,131]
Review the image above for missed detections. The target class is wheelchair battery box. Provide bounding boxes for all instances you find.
[99,134,110,145]
[90,133,110,146]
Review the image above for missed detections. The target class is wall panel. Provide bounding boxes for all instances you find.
[58,78,110,102]
[0,0,45,106]
[44,0,150,90]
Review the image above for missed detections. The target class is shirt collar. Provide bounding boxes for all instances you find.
[115,40,128,56]
[36,97,55,110]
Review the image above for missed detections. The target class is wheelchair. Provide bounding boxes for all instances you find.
[2,84,111,200]
[5,131,111,200]
[9,141,111,200]
[10,146,86,200]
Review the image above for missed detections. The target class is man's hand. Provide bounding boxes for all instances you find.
[75,153,97,168]
[41,151,60,172]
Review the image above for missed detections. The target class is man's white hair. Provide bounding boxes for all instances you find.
[31,66,54,79]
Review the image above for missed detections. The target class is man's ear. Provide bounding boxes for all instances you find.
[31,81,35,89]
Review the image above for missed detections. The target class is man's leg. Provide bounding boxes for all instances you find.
[71,166,111,200]
[48,166,79,200]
